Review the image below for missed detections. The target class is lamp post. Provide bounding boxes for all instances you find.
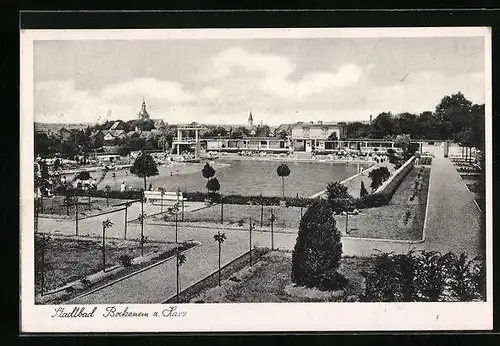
[140,189,145,256]
[220,193,224,224]
[75,200,79,236]
[249,218,253,265]
[270,209,275,251]
[102,219,114,273]
[218,133,221,155]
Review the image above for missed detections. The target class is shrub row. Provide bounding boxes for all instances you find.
[419,156,433,165]
[57,188,144,200]
[183,191,313,208]
[362,250,485,302]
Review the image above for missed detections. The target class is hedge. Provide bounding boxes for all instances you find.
[419,156,432,165]
[183,191,314,208]
[56,188,144,200]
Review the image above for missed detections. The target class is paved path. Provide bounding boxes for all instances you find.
[420,147,483,257]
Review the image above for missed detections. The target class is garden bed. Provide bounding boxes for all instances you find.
[190,251,373,303]
[335,166,430,240]
[35,234,192,302]
[158,203,304,229]
[37,196,131,217]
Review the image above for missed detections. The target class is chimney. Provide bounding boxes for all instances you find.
[369,115,373,123]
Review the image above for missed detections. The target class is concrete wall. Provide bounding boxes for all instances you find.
[375,156,416,196]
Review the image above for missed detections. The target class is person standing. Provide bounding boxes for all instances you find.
[120,182,126,192]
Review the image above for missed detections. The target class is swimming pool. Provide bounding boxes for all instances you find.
[78,159,370,198]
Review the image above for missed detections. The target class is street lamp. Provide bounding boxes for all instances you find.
[218,133,221,156]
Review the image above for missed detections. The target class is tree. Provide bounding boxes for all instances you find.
[370,112,397,138]
[63,186,75,216]
[164,202,180,243]
[368,167,390,192]
[130,152,159,190]
[276,130,289,140]
[255,125,271,137]
[175,250,187,302]
[434,92,473,140]
[360,181,369,198]
[76,170,91,181]
[276,163,291,198]
[394,134,411,153]
[327,132,338,140]
[74,130,92,164]
[326,181,350,200]
[104,185,111,207]
[158,187,166,213]
[202,162,216,182]
[414,251,449,302]
[291,199,345,290]
[35,233,51,296]
[213,231,227,286]
[206,177,221,196]
[346,121,371,139]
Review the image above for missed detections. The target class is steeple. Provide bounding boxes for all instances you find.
[248,109,253,128]
[138,98,150,120]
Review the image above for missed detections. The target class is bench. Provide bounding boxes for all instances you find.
[143,190,187,204]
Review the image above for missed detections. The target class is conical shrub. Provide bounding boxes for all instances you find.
[291,198,345,290]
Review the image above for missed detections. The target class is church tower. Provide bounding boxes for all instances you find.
[138,98,150,120]
[248,110,253,128]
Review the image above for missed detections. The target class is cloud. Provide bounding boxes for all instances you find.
[364,71,485,115]
[101,77,194,103]
[210,46,296,80]
[34,48,485,126]
[208,46,364,100]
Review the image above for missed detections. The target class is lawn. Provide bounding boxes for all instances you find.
[190,251,374,303]
[37,196,130,217]
[335,166,430,240]
[159,203,305,229]
[35,235,180,295]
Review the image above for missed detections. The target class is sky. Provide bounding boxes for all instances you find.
[33,36,486,126]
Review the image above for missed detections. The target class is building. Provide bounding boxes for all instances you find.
[290,121,347,152]
[205,137,289,153]
[172,125,206,158]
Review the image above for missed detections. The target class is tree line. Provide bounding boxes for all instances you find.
[346,92,485,150]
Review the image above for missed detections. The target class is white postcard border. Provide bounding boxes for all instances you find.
[20,27,493,333]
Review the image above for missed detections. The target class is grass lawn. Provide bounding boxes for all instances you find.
[38,196,130,217]
[159,203,305,229]
[35,235,179,295]
[335,166,430,240]
[191,251,374,303]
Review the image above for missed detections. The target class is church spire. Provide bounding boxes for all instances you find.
[138,97,150,120]
[248,109,253,128]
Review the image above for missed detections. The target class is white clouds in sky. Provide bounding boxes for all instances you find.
[34,45,485,125]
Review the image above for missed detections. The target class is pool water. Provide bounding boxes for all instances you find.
[81,159,370,198]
